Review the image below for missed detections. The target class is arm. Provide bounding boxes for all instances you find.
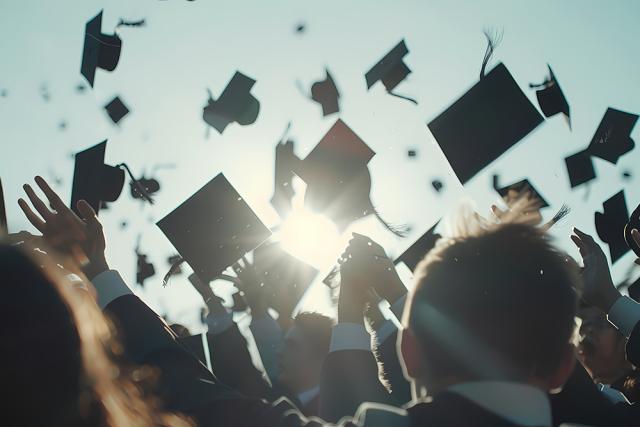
[572,228,640,368]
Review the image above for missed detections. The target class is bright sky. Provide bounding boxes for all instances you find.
[1,0,639,331]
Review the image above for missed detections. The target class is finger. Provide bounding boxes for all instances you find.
[18,198,45,232]
[76,200,98,225]
[23,184,54,220]
[572,227,594,242]
[35,176,66,210]
[570,234,586,251]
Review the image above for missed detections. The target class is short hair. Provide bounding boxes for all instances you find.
[293,312,335,356]
[407,223,578,382]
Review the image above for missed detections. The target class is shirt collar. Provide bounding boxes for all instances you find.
[447,381,552,427]
[297,385,320,406]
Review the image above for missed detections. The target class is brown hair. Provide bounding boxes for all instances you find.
[407,222,578,384]
[0,243,191,427]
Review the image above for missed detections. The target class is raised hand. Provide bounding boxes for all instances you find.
[18,176,108,278]
[230,257,269,317]
[570,227,621,313]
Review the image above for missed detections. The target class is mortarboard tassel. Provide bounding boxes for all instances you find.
[541,204,571,231]
[162,256,185,287]
[118,163,154,204]
[479,28,503,80]
[387,91,418,105]
[372,207,409,238]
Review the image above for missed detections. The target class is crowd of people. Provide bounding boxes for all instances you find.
[1,175,639,427]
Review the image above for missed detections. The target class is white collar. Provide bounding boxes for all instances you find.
[297,385,320,406]
[447,381,552,427]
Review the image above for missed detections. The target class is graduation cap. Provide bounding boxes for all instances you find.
[166,254,184,274]
[202,71,260,134]
[625,202,640,258]
[0,178,7,235]
[622,170,632,180]
[431,179,444,193]
[136,250,155,287]
[492,175,549,208]
[394,221,441,272]
[295,23,306,34]
[365,39,416,104]
[270,133,301,219]
[595,190,630,263]
[71,141,153,215]
[564,150,596,188]
[586,108,638,164]
[529,65,571,129]
[252,241,318,317]
[156,173,271,283]
[0,89,7,98]
[230,291,249,312]
[428,63,544,184]
[130,176,160,200]
[407,149,417,158]
[104,96,129,124]
[310,68,340,116]
[81,10,122,88]
[58,121,68,131]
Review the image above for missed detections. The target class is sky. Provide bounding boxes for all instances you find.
[1,0,639,332]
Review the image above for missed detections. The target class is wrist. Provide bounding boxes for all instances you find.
[83,256,109,280]
[600,287,622,314]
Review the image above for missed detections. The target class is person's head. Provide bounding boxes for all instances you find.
[170,323,191,338]
[277,312,334,393]
[577,305,632,384]
[399,223,579,395]
[0,243,189,427]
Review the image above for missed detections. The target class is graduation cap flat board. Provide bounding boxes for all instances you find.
[366,39,411,92]
[625,202,640,258]
[202,71,260,134]
[311,69,340,116]
[493,175,549,208]
[530,65,571,129]
[81,10,122,88]
[156,173,271,283]
[71,141,125,215]
[431,179,444,193]
[595,190,630,263]
[428,63,544,184]
[294,120,376,229]
[565,150,596,188]
[394,221,441,271]
[252,241,318,317]
[587,108,638,164]
[105,96,129,124]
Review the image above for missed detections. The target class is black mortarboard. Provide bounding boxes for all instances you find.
[564,150,596,188]
[595,190,630,263]
[202,71,260,134]
[587,108,638,164]
[0,89,7,98]
[628,276,640,303]
[130,176,160,200]
[431,179,444,193]
[366,39,410,93]
[136,251,155,287]
[530,65,571,129]
[105,96,129,124]
[407,149,417,158]
[428,63,544,184]
[70,141,125,215]
[492,175,549,208]
[311,68,340,116]
[625,202,640,258]
[252,241,318,317]
[294,120,375,227]
[270,138,300,219]
[59,121,68,131]
[622,170,632,180]
[0,178,7,235]
[157,173,271,283]
[295,23,306,34]
[231,291,249,312]
[394,221,441,271]
[81,10,122,88]
[166,254,184,274]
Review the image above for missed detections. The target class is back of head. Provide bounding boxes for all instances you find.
[406,223,578,387]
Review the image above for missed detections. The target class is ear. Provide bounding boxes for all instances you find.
[399,327,422,381]
[548,343,576,393]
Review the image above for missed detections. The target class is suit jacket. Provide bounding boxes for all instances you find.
[627,322,640,368]
[373,330,412,405]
